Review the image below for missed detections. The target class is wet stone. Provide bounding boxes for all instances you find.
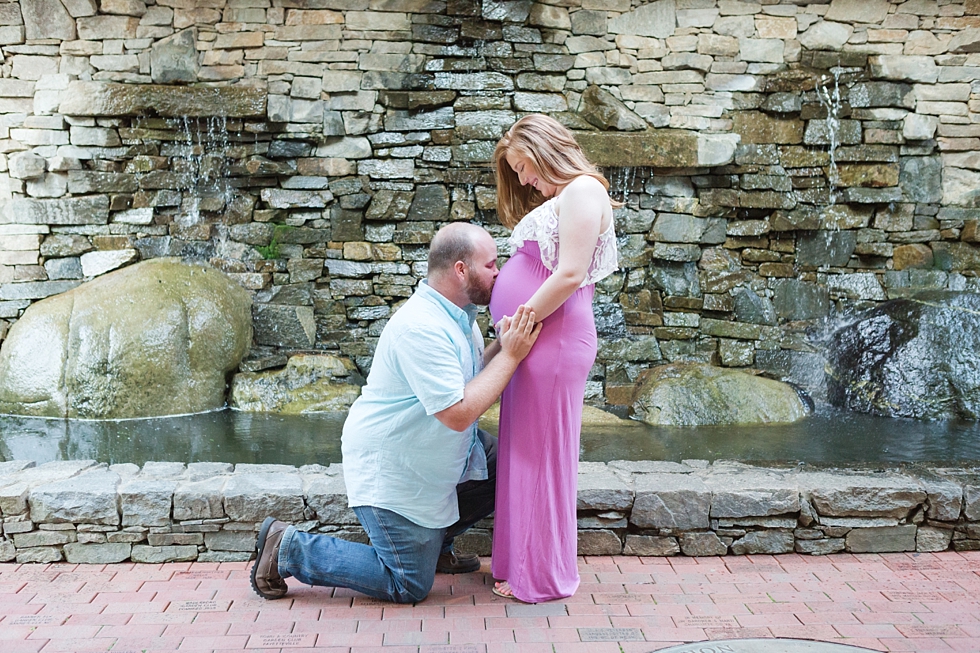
[797,231,857,267]
[771,280,828,321]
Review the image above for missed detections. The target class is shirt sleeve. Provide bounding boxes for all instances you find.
[392,324,466,418]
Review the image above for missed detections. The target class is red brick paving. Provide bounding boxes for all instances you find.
[0,552,978,652]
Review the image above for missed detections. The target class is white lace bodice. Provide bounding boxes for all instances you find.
[508,197,619,287]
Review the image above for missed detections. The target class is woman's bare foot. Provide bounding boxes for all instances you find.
[493,581,515,598]
[493,581,531,602]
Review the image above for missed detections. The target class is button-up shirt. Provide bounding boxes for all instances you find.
[341,280,488,529]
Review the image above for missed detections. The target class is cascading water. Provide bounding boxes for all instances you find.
[815,67,843,208]
[171,115,233,226]
[609,166,638,205]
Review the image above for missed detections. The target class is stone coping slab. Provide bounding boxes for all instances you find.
[58,81,268,117]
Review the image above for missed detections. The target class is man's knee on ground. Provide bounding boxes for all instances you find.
[392,572,435,604]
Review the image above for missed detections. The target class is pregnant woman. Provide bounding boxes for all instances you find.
[489,114,619,603]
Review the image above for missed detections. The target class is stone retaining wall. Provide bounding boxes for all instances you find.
[2,458,979,564]
[0,0,978,407]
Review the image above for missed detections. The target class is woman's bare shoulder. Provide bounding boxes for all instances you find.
[562,175,607,197]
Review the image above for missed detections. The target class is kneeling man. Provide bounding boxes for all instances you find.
[250,223,539,603]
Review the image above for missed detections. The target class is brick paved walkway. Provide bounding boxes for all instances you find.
[1,551,979,653]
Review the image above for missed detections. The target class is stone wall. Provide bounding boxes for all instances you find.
[1,458,978,563]
[0,0,978,406]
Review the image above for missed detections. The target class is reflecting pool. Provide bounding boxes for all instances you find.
[2,407,980,467]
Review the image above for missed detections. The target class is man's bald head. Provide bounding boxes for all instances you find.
[427,223,491,276]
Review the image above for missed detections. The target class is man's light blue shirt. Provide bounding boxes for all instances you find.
[341,280,488,529]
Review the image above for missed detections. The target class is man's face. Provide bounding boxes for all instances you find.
[464,235,499,306]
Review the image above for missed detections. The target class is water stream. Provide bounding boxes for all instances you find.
[815,67,843,207]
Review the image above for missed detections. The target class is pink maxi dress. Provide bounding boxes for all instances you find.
[489,195,618,603]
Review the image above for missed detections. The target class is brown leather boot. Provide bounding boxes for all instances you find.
[436,550,481,574]
[250,517,289,599]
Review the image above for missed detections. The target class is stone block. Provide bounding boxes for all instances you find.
[17,547,63,563]
[772,279,830,320]
[22,0,76,40]
[632,473,711,530]
[77,15,139,40]
[253,304,316,348]
[918,477,963,522]
[827,272,887,300]
[802,472,926,518]
[705,470,799,518]
[577,530,623,555]
[120,480,175,527]
[624,534,680,556]
[204,529,256,552]
[14,529,74,550]
[1,196,109,226]
[797,231,857,267]
[899,156,943,204]
[733,112,803,145]
[730,530,795,554]
[0,539,14,562]
[608,0,677,39]
[650,214,708,243]
[679,532,728,556]
[916,526,952,552]
[29,470,120,525]
[796,538,845,555]
[147,533,202,546]
[173,477,226,521]
[846,525,917,552]
[870,55,940,83]
[223,473,305,523]
[131,544,198,563]
[799,21,853,51]
[80,249,138,278]
[577,469,633,511]
[63,542,131,564]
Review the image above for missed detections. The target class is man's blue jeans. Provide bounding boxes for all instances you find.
[277,430,497,603]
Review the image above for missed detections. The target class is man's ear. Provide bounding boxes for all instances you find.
[454,260,467,280]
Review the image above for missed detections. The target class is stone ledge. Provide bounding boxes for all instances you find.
[573,130,739,168]
[58,81,267,118]
[1,459,977,563]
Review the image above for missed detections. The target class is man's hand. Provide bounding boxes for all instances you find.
[434,305,540,432]
[497,304,541,363]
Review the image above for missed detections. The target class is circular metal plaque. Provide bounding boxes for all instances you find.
[652,639,880,653]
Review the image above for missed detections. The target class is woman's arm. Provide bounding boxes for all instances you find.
[522,177,609,320]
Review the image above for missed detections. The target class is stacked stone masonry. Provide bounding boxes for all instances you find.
[1,459,979,563]
[0,0,977,406]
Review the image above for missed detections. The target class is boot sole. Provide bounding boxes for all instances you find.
[250,517,287,600]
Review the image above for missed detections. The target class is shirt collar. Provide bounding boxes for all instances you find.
[417,280,479,332]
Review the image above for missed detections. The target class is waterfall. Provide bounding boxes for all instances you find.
[609,166,637,205]
[816,67,843,208]
[171,115,232,226]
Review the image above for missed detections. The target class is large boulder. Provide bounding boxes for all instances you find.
[826,291,980,420]
[0,258,252,419]
[630,363,810,426]
[229,354,364,413]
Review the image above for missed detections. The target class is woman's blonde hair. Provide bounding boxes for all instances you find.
[493,114,617,229]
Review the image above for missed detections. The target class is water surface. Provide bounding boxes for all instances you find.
[2,408,980,467]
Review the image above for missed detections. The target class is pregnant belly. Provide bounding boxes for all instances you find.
[489,250,547,325]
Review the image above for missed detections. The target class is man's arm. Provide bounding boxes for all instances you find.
[434,305,540,431]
